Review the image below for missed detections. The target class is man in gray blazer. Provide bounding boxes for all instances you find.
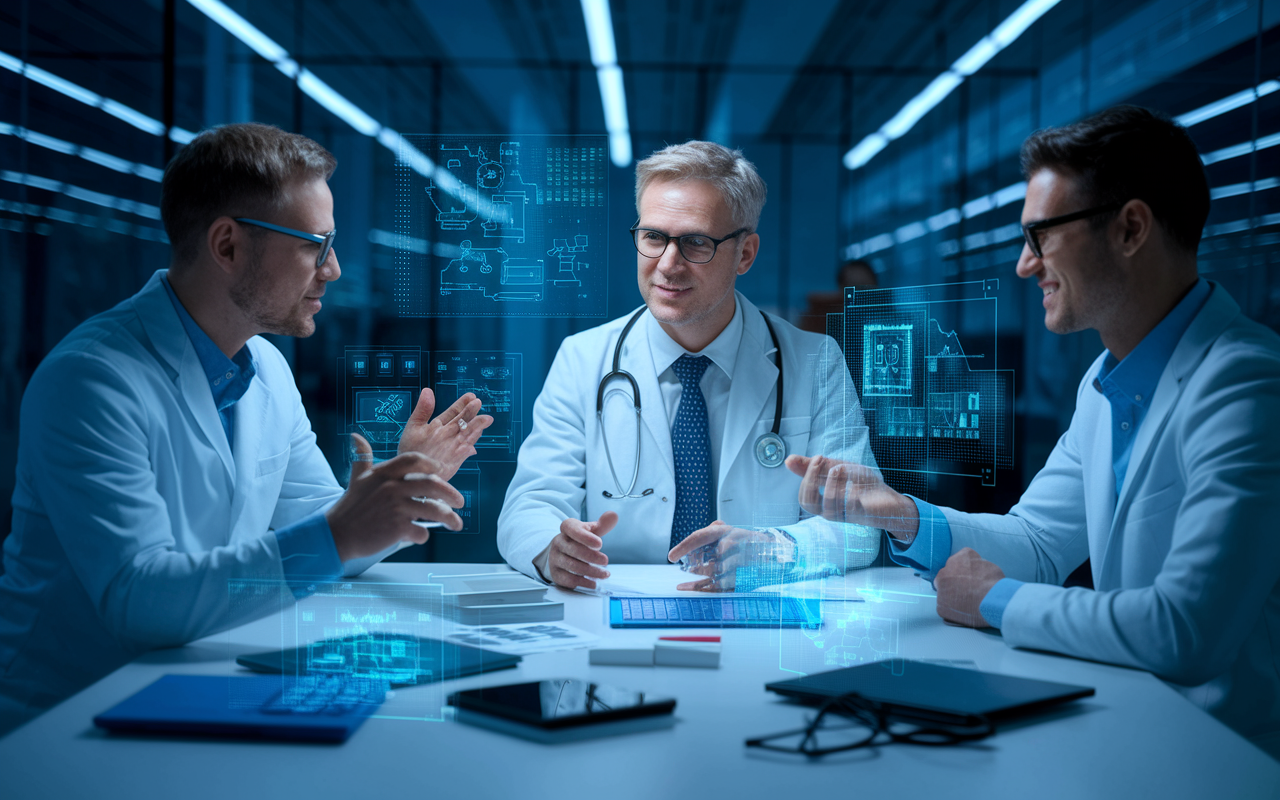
[789,106,1280,756]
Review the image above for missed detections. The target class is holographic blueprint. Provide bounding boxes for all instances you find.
[392,135,608,317]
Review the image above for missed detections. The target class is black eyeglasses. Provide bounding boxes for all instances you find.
[1021,202,1123,259]
[630,221,749,264]
[236,218,337,269]
[745,691,994,758]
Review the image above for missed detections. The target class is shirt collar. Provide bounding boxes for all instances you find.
[1095,278,1211,404]
[160,272,256,397]
[648,297,744,380]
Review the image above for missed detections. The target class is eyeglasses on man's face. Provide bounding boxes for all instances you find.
[235,218,337,269]
[630,222,749,265]
[1020,202,1123,259]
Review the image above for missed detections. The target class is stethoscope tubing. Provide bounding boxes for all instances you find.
[596,308,785,499]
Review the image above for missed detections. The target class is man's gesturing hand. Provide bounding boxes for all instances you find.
[667,522,796,592]
[786,454,920,542]
[397,388,495,481]
[327,433,465,562]
[934,548,1005,628]
[546,512,618,591]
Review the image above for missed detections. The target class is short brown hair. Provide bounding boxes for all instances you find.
[1020,105,1209,253]
[161,123,337,265]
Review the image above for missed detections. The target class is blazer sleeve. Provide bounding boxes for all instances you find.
[999,345,1280,685]
[940,368,1094,585]
[497,340,589,580]
[19,351,294,648]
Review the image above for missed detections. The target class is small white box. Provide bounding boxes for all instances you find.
[653,641,721,669]
[589,647,654,666]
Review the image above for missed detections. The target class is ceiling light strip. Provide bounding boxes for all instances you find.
[843,0,1060,171]
[580,0,632,167]
[0,50,195,144]
[0,122,165,181]
[186,0,505,222]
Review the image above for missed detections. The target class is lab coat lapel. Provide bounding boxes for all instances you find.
[718,297,776,490]
[230,360,273,527]
[635,314,675,475]
[133,271,236,484]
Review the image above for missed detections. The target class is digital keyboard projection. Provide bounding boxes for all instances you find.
[228,580,446,721]
[391,135,608,317]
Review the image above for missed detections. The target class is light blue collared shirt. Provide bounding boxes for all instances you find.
[161,273,341,590]
[160,275,255,446]
[889,279,1212,629]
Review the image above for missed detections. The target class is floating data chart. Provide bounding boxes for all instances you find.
[392,135,608,317]
[339,346,424,463]
[429,351,523,459]
[842,279,1014,497]
[227,579,447,721]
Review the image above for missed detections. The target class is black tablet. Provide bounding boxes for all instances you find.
[448,679,675,730]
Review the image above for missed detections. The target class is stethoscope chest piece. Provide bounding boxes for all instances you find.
[754,431,786,468]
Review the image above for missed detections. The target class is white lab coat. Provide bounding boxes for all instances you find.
[498,291,879,579]
[942,283,1280,751]
[0,271,346,728]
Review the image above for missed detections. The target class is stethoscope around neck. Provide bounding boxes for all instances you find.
[597,307,787,500]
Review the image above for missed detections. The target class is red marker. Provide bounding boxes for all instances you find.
[658,636,721,643]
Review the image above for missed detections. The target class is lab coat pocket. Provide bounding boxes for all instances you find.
[778,415,811,446]
[255,448,290,478]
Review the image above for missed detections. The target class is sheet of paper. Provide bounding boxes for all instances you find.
[442,621,600,655]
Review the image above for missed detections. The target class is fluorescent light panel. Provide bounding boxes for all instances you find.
[0,50,193,144]
[844,0,1061,171]
[580,0,632,167]
[0,169,162,220]
[0,122,165,181]
[187,0,504,221]
[1177,80,1280,127]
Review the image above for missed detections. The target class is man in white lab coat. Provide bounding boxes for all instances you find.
[792,106,1280,755]
[0,123,492,733]
[498,141,879,591]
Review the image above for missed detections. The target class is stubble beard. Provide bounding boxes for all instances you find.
[229,252,315,338]
[1045,235,1125,336]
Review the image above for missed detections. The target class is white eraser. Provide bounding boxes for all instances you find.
[654,641,721,669]
[589,647,654,666]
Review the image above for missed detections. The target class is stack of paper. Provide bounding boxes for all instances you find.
[434,573,564,624]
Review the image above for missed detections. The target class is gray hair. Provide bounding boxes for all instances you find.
[635,141,767,232]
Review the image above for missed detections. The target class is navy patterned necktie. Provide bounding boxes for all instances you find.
[670,355,713,550]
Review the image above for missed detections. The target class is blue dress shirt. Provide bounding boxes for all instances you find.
[161,275,342,589]
[889,279,1212,628]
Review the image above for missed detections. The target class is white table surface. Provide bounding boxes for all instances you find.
[2,564,1277,799]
